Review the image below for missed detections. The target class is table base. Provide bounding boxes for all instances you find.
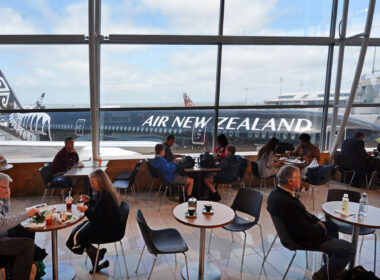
[42,264,76,280]
[182,262,220,280]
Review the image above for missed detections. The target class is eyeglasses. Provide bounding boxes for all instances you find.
[0,184,10,190]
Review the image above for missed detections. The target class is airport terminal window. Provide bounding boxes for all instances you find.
[101,45,217,108]
[0,0,88,35]
[219,46,328,106]
[223,0,331,36]
[218,109,324,152]
[101,0,219,36]
[0,45,90,109]
[330,46,380,105]
[99,110,215,156]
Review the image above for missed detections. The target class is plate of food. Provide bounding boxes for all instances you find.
[53,211,78,224]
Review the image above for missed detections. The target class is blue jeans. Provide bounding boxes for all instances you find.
[317,220,355,277]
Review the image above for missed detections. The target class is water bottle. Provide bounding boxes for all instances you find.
[341,193,349,212]
[358,193,368,217]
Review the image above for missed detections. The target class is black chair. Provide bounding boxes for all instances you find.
[0,256,15,280]
[304,165,334,210]
[89,202,130,277]
[114,160,142,181]
[276,142,295,154]
[155,169,186,211]
[135,209,189,280]
[39,163,72,202]
[326,189,377,273]
[225,156,248,200]
[208,188,264,273]
[145,159,163,193]
[249,161,276,191]
[263,214,329,280]
[368,158,380,190]
[334,154,357,185]
[113,161,142,201]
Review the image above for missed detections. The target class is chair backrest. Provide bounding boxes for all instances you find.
[276,142,295,154]
[129,161,142,187]
[146,159,160,179]
[327,188,361,203]
[270,214,300,251]
[231,188,263,223]
[250,161,260,178]
[237,156,248,179]
[334,153,354,170]
[118,201,130,238]
[135,209,158,254]
[39,165,54,188]
[305,165,334,185]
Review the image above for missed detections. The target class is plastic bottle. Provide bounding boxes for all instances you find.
[341,193,349,212]
[358,193,368,217]
[98,154,102,166]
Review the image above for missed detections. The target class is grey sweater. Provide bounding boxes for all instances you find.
[0,200,28,234]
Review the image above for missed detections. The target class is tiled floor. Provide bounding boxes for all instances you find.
[9,180,380,279]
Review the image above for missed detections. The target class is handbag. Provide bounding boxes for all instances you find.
[176,156,195,175]
[199,152,216,168]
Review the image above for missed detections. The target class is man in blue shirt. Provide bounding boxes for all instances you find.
[152,144,194,200]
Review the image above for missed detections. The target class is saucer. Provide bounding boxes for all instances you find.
[185,211,197,218]
[202,208,214,214]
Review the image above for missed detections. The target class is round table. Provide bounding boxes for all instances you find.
[0,164,13,172]
[322,201,380,268]
[173,201,235,280]
[23,204,85,280]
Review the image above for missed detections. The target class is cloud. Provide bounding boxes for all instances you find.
[0,7,37,34]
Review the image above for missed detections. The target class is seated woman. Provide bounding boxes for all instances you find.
[257,138,284,178]
[204,146,240,201]
[213,134,230,162]
[66,169,122,273]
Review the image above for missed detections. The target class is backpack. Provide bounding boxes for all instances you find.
[199,152,216,168]
[176,156,195,175]
[342,266,379,280]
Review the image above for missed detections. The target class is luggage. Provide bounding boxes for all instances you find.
[342,265,379,280]
[199,152,216,168]
[176,156,195,175]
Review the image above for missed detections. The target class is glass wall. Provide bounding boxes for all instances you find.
[1,0,380,159]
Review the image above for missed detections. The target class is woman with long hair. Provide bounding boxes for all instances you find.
[66,169,123,274]
[213,133,230,162]
[257,138,283,178]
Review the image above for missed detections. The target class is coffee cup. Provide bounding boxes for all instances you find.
[204,203,212,212]
[188,207,196,216]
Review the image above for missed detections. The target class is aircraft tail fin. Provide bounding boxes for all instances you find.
[0,69,23,110]
[32,93,45,109]
[183,93,195,107]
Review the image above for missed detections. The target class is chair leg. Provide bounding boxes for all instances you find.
[349,171,356,186]
[263,234,277,265]
[282,251,296,280]
[41,189,47,202]
[374,233,377,273]
[114,243,119,256]
[325,253,330,280]
[231,231,235,243]
[183,253,189,280]
[312,185,315,211]
[158,186,168,212]
[359,236,364,253]
[208,229,213,253]
[147,179,154,193]
[241,231,247,273]
[157,183,163,194]
[93,244,100,275]
[135,245,145,273]
[119,241,130,279]
[227,184,232,201]
[368,171,377,190]
[148,255,157,280]
[50,189,54,198]
[305,250,308,269]
[249,175,253,187]
[258,224,265,258]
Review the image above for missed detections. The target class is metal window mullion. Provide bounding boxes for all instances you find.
[330,0,376,156]
[328,0,350,153]
[320,0,338,151]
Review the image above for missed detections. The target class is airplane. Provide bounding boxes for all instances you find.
[0,69,379,159]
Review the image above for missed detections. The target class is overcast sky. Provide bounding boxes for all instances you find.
[0,0,379,107]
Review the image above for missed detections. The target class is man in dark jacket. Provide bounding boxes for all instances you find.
[267,165,354,280]
[51,137,79,176]
[204,146,240,201]
[341,131,369,187]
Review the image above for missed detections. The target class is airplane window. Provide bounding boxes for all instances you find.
[228,131,233,137]
[149,128,153,133]
[235,131,239,137]
[178,129,182,134]
[261,133,266,138]
[283,134,288,139]
[269,133,273,138]
[101,125,104,130]
[173,129,177,134]
[137,127,140,132]
[164,128,167,133]
[145,127,149,132]
[276,133,280,138]
[127,127,131,132]
[291,134,296,140]
[132,127,135,132]
[112,126,116,131]
[255,132,259,138]
[159,128,162,133]
[116,126,119,131]
[248,132,252,138]
[154,128,158,133]
[168,128,172,134]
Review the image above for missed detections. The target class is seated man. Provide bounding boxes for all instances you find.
[289,133,320,163]
[341,131,370,187]
[0,173,41,280]
[204,146,240,202]
[163,135,184,162]
[152,144,194,201]
[267,165,355,280]
[51,137,79,176]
